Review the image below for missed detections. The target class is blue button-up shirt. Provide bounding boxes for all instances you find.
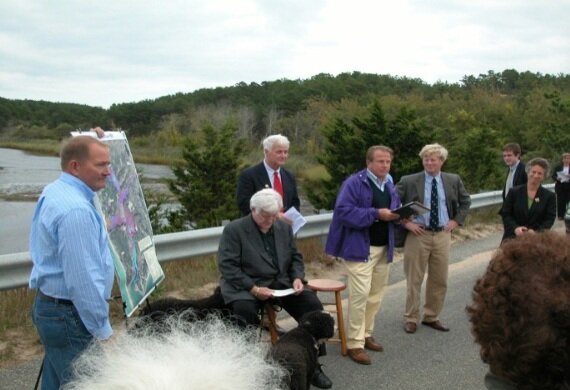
[414,172,450,228]
[29,173,114,340]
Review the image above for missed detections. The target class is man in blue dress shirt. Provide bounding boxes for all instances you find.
[29,133,114,389]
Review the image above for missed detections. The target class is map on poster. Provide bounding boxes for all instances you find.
[71,130,164,317]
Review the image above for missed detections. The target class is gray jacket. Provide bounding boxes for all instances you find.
[217,215,305,304]
[396,171,471,225]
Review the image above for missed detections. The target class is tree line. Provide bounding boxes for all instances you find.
[1,69,569,230]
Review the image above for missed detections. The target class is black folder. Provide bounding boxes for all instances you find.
[393,201,430,218]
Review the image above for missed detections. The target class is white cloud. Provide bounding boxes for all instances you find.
[0,0,568,108]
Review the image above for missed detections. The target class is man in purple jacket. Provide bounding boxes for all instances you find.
[325,145,402,365]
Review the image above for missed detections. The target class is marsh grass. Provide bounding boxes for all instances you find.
[0,140,61,157]
[0,139,182,166]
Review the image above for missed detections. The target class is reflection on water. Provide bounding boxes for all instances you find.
[0,200,36,254]
[0,148,61,198]
[0,148,173,255]
[0,148,59,254]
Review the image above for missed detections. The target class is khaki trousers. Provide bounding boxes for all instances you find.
[343,246,390,349]
[403,231,451,323]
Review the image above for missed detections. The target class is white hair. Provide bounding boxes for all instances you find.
[63,316,287,390]
[262,134,290,152]
[250,188,283,214]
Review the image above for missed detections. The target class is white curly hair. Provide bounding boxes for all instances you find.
[63,316,287,390]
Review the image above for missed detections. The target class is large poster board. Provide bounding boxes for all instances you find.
[71,131,164,317]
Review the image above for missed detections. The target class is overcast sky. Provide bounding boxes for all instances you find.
[1,0,569,108]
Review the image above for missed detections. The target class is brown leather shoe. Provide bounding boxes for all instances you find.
[364,336,384,352]
[421,320,450,332]
[404,321,417,333]
[347,348,371,365]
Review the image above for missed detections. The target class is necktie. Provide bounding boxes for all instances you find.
[273,170,284,201]
[429,177,439,229]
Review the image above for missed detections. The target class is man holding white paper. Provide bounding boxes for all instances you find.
[218,188,332,389]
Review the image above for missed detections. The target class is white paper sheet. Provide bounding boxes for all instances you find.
[271,288,295,297]
[284,207,306,234]
[557,171,570,183]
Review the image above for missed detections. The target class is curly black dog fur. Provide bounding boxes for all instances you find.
[269,311,335,390]
[136,286,235,328]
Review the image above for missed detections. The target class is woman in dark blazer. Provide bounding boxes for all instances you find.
[501,158,556,242]
[551,152,570,220]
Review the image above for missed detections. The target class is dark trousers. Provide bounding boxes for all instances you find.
[555,182,570,218]
[230,289,324,326]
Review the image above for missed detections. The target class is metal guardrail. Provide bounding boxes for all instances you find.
[0,185,554,291]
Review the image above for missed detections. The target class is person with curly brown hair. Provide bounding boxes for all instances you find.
[466,232,570,390]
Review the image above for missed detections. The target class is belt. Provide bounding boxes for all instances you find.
[38,290,74,306]
[424,226,444,232]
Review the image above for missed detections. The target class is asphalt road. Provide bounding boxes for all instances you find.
[1,224,563,389]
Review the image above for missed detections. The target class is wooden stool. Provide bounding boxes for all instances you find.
[307,279,347,356]
[259,303,280,344]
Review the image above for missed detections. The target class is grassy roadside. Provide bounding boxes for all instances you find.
[0,237,338,368]
[0,210,502,368]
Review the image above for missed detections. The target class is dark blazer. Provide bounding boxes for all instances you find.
[551,164,563,182]
[217,215,305,304]
[236,162,300,216]
[502,162,527,200]
[501,184,556,241]
[396,171,471,225]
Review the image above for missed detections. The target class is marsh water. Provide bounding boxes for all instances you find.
[0,148,173,255]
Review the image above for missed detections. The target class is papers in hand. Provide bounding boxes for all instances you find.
[272,288,295,297]
[557,171,570,183]
[284,207,306,234]
[393,201,430,218]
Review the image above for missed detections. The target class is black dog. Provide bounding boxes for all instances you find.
[269,311,335,390]
[136,286,235,328]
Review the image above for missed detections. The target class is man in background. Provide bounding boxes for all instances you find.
[502,142,527,200]
[397,143,471,334]
[236,134,300,219]
[29,132,114,389]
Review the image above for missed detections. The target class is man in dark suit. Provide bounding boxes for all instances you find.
[502,142,527,200]
[236,134,300,218]
[551,152,570,220]
[397,144,471,334]
[218,188,332,389]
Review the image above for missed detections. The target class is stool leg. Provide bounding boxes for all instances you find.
[266,305,279,345]
[334,291,347,356]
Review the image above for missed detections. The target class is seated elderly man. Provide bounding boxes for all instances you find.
[466,232,570,389]
[217,188,332,389]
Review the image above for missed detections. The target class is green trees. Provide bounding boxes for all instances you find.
[168,122,245,229]
[447,126,503,193]
[306,100,427,211]
[2,69,570,227]
[542,91,570,156]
